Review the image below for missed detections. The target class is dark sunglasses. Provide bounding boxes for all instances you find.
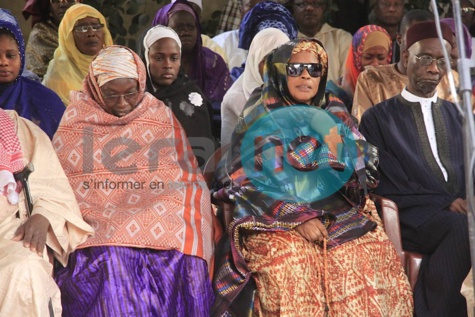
[286,63,323,78]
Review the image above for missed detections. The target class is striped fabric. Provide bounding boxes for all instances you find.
[56,246,214,316]
[91,46,138,87]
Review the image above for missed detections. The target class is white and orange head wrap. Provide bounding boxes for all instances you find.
[92,46,139,87]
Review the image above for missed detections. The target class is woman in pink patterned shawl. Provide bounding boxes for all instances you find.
[53,45,215,317]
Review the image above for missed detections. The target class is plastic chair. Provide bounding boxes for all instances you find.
[370,194,423,290]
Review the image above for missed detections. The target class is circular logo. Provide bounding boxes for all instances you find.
[240,105,358,203]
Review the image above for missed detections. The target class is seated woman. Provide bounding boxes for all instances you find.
[53,45,215,316]
[152,0,232,138]
[326,25,392,112]
[212,38,413,316]
[0,107,93,316]
[220,27,290,146]
[141,25,216,167]
[42,3,113,105]
[22,0,80,80]
[0,9,65,139]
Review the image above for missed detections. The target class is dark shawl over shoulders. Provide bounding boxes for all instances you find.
[1,77,64,140]
[152,73,216,167]
[359,95,465,229]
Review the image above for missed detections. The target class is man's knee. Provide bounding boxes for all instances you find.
[445,212,469,239]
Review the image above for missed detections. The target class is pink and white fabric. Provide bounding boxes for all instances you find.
[0,109,24,204]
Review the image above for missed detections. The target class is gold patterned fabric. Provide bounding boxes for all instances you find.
[242,199,413,317]
[25,19,58,79]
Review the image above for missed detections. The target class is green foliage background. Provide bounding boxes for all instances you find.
[82,0,166,49]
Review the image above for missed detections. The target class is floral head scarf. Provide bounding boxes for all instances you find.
[344,24,392,94]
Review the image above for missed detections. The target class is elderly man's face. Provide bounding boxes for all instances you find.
[404,38,451,98]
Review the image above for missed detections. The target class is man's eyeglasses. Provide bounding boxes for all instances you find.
[293,1,325,9]
[408,50,449,68]
[286,63,323,78]
[102,91,139,103]
[462,7,475,13]
[50,0,76,5]
[73,24,104,33]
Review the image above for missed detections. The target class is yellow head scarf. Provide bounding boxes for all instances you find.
[42,4,113,105]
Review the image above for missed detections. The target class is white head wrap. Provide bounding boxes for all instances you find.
[243,28,290,99]
[143,25,182,85]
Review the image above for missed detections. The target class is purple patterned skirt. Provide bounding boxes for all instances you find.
[55,246,214,317]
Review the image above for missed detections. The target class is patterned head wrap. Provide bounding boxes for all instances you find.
[263,38,328,108]
[238,1,298,50]
[85,45,146,108]
[0,9,26,82]
[92,46,138,87]
[343,25,392,94]
[352,25,392,72]
[291,40,328,77]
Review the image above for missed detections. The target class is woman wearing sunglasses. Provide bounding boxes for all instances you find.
[42,3,113,105]
[212,38,413,316]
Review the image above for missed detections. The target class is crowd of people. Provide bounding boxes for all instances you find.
[1,0,475,316]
